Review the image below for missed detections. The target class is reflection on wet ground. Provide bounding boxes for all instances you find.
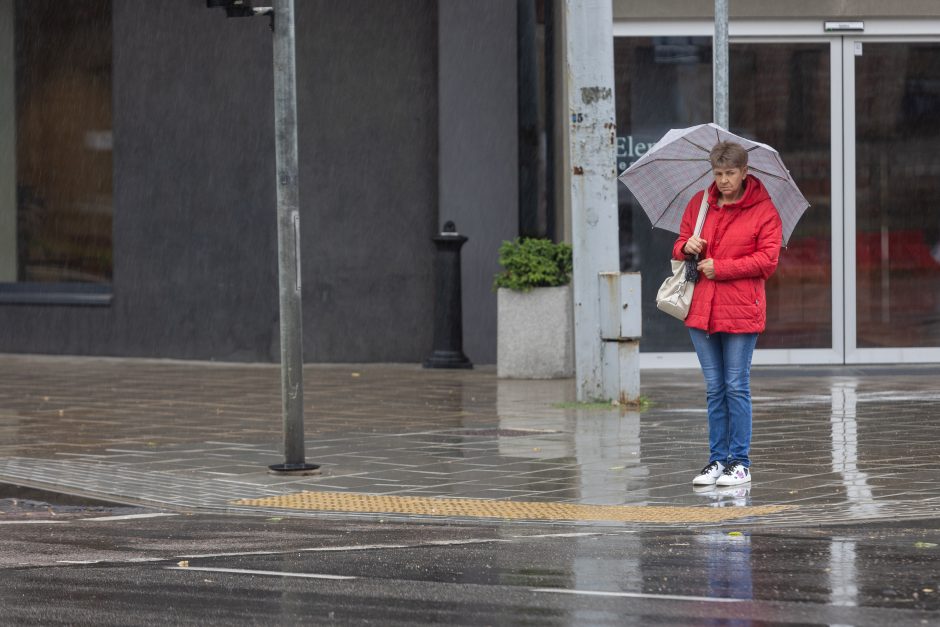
[0,356,938,526]
[5,511,937,624]
[0,496,940,625]
[200,521,940,615]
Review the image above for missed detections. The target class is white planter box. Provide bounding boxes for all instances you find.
[497,284,574,379]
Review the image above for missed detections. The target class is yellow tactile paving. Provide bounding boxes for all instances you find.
[231,491,794,523]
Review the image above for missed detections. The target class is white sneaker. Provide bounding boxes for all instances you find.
[692,461,725,485]
[715,461,751,486]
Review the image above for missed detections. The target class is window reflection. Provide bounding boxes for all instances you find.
[614,40,833,351]
[614,37,713,352]
[855,43,940,348]
[731,43,832,349]
[5,0,112,284]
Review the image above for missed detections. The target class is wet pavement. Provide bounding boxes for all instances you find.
[0,355,939,527]
[2,511,939,625]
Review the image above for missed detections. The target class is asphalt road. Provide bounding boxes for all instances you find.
[2,489,939,626]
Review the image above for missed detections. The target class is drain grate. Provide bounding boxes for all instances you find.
[232,491,794,523]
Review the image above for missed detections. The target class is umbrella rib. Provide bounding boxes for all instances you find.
[748,166,792,183]
[680,136,711,153]
[625,157,708,172]
[651,169,712,228]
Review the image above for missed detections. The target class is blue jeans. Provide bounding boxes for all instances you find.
[689,329,758,468]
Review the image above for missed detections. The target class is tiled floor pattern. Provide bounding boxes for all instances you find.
[1,356,939,527]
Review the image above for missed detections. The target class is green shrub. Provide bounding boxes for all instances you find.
[493,238,573,292]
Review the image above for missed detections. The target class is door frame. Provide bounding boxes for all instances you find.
[612,19,940,368]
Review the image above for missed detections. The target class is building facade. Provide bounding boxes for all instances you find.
[0,0,523,364]
[1,0,938,367]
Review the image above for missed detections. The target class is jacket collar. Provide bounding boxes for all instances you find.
[707,174,769,210]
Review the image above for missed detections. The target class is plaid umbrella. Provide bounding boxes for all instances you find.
[618,123,810,245]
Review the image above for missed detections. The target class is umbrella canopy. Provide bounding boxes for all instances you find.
[618,123,809,245]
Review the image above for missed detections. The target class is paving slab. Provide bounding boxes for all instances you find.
[0,355,939,527]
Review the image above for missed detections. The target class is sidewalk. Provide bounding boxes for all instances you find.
[1,354,938,527]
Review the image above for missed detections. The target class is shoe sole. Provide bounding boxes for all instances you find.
[692,477,719,486]
[715,476,751,486]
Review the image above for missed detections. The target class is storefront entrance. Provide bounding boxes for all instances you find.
[613,21,940,366]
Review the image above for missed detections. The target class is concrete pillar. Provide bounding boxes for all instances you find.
[564,0,620,401]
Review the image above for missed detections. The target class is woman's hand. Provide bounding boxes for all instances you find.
[683,235,707,256]
[697,258,715,279]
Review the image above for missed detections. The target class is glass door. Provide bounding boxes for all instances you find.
[844,39,940,362]
[729,42,835,356]
[614,37,842,366]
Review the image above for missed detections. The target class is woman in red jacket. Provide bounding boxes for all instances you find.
[674,141,782,488]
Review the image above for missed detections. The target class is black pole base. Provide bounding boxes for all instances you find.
[423,350,473,369]
[268,463,322,476]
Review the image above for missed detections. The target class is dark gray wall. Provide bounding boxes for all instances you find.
[111,1,279,361]
[297,0,438,362]
[438,0,518,365]
[0,0,438,363]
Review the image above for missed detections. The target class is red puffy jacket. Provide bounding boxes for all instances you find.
[672,175,782,334]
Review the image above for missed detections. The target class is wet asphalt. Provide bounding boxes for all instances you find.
[2,487,939,626]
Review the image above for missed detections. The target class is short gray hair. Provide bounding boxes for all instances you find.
[709,141,748,169]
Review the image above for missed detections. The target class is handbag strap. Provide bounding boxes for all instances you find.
[684,191,710,271]
[691,191,709,239]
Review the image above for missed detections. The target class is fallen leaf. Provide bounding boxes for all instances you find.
[914,542,938,549]
[609,466,625,471]
[351,372,361,377]
[728,531,744,537]
[177,560,189,568]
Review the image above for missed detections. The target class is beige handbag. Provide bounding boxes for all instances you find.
[655,193,709,320]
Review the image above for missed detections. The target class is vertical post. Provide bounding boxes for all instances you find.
[564,0,620,401]
[269,0,317,474]
[544,0,557,241]
[0,0,16,281]
[423,222,473,369]
[517,0,540,238]
[713,0,729,128]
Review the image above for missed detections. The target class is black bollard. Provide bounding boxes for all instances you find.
[424,221,473,369]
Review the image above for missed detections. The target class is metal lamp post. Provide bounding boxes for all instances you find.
[207,0,318,475]
[714,0,729,128]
